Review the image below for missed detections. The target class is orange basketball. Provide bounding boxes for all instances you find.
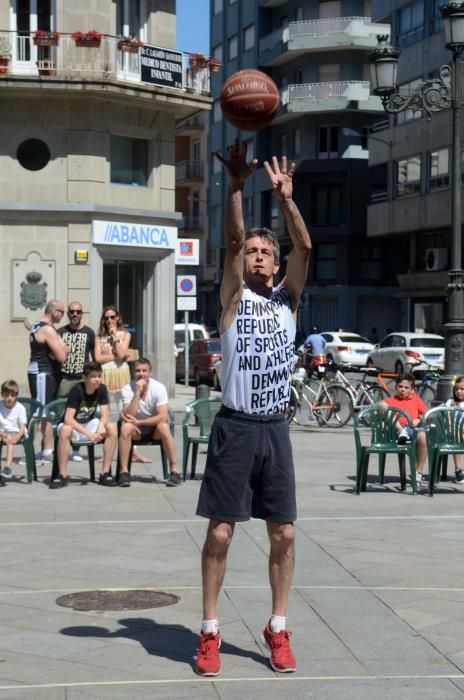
[220,69,280,131]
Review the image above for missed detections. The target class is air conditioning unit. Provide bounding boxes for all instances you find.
[426,248,448,272]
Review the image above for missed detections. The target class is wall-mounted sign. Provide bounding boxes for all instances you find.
[140,45,183,90]
[175,238,199,265]
[177,275,196,296]
[93,220,177,250]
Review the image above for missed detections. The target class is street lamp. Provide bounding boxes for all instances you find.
[369,5,464,401]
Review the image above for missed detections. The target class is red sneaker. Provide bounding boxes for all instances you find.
[195,631,221,676]
[261,622,296,673]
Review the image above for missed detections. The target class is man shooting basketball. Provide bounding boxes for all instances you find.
[195,140,311,676]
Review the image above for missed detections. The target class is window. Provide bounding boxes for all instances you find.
[229,0,237,3]
[110,136,148,186]
[293,128,301,155]
[396,79,423,124]
[280,133,288,155]
[244,138,254,163]
[244,24,255,51]
[213,44,223,62]
[429,149,449,191]
[213,99,222,122]
[296,6,304,21]
[360,246,382,281]
[312,185,343,225]
[17,139,50,171]
[228,34,238,60]
[431,0,447,33]
[117,0,141,38]
[318,63,340,82]
[396,155,421,197]
[213,0,223,14]
[315,244,337,280]
[319,1,341,19]
[398,1,424,47]
[243,196,254,226]
[318,125,338,159]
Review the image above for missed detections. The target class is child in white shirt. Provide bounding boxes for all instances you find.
[0,380,27,479]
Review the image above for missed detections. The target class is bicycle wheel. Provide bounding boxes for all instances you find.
[286,385,299,424]
[364,383,389,404]
[418,384,436,408]
[320,384,354,427]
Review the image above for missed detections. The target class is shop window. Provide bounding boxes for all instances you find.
[315,244,337,280]
[429,148,449,191]
[312,185,343,225]
[110,136,148,186]
[397,1,424,47]
[17,138,50,171]
[396,155,421,197]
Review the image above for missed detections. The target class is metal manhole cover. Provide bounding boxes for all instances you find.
[56,590,180,611]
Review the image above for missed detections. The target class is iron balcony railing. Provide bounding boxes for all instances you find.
[0,31,210,95]
[179,214,204,230]
[175,160,204,181]
[283,81,372,104]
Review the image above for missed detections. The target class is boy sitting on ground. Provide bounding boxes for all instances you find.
[50,362,117,489]
[380,373,428,490]
[0,380,27,481]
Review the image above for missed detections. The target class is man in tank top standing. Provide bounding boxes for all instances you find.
[195,140,311,676]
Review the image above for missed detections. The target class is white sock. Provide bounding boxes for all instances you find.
[42,448,53,456]
[201,618,219,635]
[270,614,286,633]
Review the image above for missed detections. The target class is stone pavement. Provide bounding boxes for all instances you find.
[2,387,464,698]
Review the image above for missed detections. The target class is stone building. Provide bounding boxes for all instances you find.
[0,0,210,394]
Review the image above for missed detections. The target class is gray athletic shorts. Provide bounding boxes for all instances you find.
[196,405,296,523]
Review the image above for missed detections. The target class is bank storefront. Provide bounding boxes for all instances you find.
[90,217,178,394]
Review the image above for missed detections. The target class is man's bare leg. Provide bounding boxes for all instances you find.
[267,521,295,616]
[101,424,117,474]
[202,520,235,619]
[118,422,137,473]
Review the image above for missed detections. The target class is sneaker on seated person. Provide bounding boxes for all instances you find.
[397,427,411,445]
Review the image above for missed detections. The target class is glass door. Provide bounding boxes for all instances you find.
[103,261,145,352]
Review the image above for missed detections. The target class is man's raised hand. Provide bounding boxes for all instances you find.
[263,155,295,202]
[215,138,258,187]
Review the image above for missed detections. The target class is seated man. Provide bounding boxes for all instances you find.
[50,361,117,489]
[118,357,181,488]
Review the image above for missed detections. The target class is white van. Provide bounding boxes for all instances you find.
[174,323,209,355]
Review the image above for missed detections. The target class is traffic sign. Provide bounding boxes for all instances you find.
[177,275,196,296]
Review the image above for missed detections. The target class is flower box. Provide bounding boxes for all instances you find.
[75,38,101,47]
[0,57,9,75]
[189,53,208,69]
[71,31,103,48]
[33,31,60,47]
[117,37,143,53]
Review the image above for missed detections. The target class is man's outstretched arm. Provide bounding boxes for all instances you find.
[264,156,311,312]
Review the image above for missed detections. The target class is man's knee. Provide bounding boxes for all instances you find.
[106,422,117,438]
[59,425,73,442]
[205,521,235,555]
[268,522,295,548]
[119,423,135,440]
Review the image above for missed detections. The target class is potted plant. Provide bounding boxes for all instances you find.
[209,57,222,73]
[117,36,143,53]
[189,52,208,70]
[0,36,11,74]
[33,29,60,47]
[71,30,103,48]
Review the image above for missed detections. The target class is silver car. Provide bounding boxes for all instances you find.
[366,332,445,373]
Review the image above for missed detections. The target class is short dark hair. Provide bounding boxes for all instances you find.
[395,373,415,387]
[245,227,280,262]
[135,357,152,369]
[1,380,19,396]
[83,361,102,376]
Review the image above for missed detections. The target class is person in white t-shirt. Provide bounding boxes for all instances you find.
[0,380,27,480]
[118,357,180,488]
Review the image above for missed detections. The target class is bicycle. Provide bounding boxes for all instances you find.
[327,365,390,408]
[287,369,354,427]
[411,360,443,407]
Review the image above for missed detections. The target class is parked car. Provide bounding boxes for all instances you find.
[366,332,445,373]
[175,338,222,387]
[174,323,209,356]
[320,331,374,367]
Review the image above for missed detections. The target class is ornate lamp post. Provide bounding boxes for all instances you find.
[369,4,464,401]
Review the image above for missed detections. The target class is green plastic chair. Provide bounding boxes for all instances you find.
[115,410,175,482]
[182,398,222,480]
[423,406,464,496]
[354,405,417,494]
[43,398,98,483]
[0,397,43,483]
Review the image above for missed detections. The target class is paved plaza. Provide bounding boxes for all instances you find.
[2,385,464,698]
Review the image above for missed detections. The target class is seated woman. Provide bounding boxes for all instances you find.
[443,375,464,484]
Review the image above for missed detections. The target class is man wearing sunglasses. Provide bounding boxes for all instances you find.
[58,302,96,399]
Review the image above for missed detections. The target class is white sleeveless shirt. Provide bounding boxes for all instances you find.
[220,283,296,415]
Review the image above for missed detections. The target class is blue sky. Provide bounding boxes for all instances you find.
[176,0,210,55]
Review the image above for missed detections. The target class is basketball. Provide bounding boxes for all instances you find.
[220,69,280,131]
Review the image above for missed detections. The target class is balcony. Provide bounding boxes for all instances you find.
[0,31,210,97]
[259,0,288,6]
[259,17,390,67]
[274,81,383,122]
[175,160,204,183]
[178,214,204,232]
[176,114,205,135]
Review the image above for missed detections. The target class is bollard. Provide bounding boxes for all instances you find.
[195,385,210,425]
[195,384,210,401]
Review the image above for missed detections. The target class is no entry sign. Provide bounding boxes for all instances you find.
[177,275,196,296]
